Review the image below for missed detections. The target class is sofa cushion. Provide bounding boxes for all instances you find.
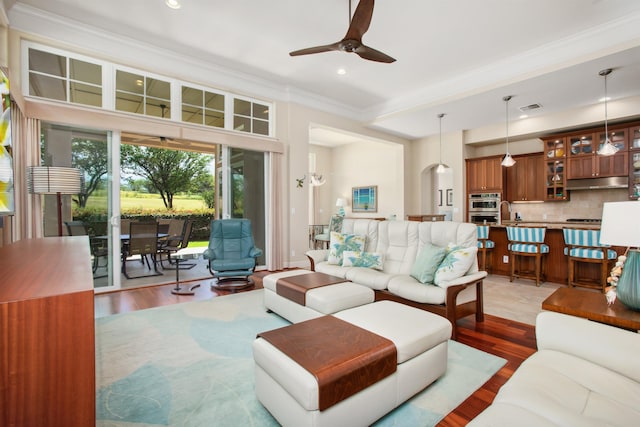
[327,232,366,265]
[434,245,478,285]
[341,251,384,270]
[345,267,397,290]
[375,221,420,274]
[315,262,351,279]
[387,275,446,305]
[410,243,447,284]
[484,350,640,426]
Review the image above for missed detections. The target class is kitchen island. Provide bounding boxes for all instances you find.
[486,221,622,285]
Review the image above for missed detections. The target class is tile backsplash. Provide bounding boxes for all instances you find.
[508,189,629,222]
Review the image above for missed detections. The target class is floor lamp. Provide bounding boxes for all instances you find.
[27,166,82,236]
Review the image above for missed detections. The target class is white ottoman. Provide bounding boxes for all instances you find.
[263,270,374,323]
[253,301,452,427]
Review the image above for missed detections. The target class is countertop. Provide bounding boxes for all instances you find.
[492,220,601,230]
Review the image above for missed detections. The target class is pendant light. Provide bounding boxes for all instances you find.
[436,113,447,174]
[597,68,618,156]
[501,95,516,167]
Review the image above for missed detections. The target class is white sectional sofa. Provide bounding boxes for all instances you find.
[300,219,487,339]
[469,311,640,426]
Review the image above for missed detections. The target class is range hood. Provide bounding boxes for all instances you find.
[566,176,629,190]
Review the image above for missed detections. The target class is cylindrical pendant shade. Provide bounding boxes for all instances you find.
[27,166,82,194]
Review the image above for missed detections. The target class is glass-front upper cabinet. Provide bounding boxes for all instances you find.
[568,133,594,156]
[543,137,567,201]
[630,126,640,200]
[630,126,640,150]
[598,129,627,152]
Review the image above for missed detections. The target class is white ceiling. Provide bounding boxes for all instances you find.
[7,0,640,143]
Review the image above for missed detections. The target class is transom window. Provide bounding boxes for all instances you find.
[23,42,273,137]
[28,48,102,107]
[115,70,171,118]
[234,98,270,136]
[181,86,225,128]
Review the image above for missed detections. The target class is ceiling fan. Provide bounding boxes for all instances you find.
[289,0,396,63]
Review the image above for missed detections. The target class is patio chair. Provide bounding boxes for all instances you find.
[158,220,196,270]
[204,218,262,290]
[314,215,344,249]
[121,221,163,279]
[65,220,108,278]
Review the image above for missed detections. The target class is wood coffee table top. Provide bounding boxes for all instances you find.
[542,287,640,331]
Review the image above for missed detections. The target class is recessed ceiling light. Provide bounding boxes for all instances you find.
[599,96,611,102]
[165,0,181,10]
[337,68,347,75]
[519,114,528,119]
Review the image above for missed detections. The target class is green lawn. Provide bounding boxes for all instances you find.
[84,192,207,211]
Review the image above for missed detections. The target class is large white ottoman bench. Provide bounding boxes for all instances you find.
[263,270,375,323]
[253,300,452,427]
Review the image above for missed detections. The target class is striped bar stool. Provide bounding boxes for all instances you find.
[476,225,494,272]
[563,228,617,293]
[506,226,549,286]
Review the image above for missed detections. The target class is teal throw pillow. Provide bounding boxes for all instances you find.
[411,243,447,284]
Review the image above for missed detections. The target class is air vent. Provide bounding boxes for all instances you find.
[519,103,542,112]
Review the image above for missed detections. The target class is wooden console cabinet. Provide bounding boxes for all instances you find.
[0,237,95,427]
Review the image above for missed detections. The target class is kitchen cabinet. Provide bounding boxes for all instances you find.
[505,153,545,202]
[466,156,503,192]
[566,129,628,179]
[542,137,568,201]
[630,125,640,200]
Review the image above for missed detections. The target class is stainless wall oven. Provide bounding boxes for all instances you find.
[468,193,501,224]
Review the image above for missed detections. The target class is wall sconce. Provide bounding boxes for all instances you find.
[309,173,326,186]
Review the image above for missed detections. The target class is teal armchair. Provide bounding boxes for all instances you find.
[203,219,263,289]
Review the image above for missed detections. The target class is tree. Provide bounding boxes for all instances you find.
[121,145,212,209]
[72,138,108,208]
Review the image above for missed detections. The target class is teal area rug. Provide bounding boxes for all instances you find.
[96,289,505,426]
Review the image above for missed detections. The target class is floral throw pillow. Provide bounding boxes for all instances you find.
[327,232,366,265]
[341,251,384,270]
[434,244,478,285]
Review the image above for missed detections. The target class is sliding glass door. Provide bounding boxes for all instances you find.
[224,147,266,266]
[41,123,116,289]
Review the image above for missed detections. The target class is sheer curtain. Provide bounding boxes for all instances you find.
[10,101,42,242]
[266,152,283,270]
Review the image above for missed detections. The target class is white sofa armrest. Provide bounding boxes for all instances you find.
[305,249,329,271]
[536,311,640,383]
[436,271,488,289]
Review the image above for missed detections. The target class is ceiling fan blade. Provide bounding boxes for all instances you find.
[345,0,374,41]
[355,44,396,63]
[289,42,341,57]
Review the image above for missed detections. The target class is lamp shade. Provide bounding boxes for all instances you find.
[27,166,82,194]
[336,198,346,207]
[599,201,640,247]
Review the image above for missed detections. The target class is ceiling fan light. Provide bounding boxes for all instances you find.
[501,153,516,167]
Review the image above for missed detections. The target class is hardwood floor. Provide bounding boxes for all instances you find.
[94,272,537,426]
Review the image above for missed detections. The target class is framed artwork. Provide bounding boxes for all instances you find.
[446,189,453,206]
[352,186,377,212]
[438,189,443,207]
